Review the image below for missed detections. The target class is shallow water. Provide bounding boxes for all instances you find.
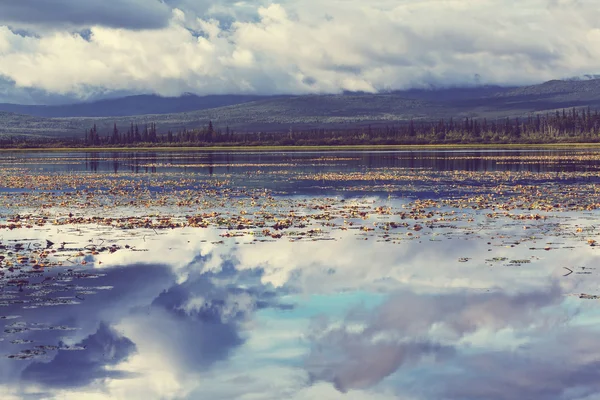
[1,149,600,400]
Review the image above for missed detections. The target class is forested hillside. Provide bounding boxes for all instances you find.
[4,107,600,147]
[5,79,600,146]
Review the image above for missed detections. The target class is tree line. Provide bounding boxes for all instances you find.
[79,107,600,146]
[4,107,600,148]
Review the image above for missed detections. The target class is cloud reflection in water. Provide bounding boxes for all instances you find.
[0,201,598,399]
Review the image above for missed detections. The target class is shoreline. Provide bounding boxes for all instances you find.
[3,142,600,152]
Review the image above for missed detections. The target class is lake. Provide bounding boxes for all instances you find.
[0,149,599,400]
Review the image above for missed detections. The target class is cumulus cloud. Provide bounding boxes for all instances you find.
[0,0,172,30]
[305,284,564,392]
[0,239,290,399]
[0,0,600,102]
[142,265,276,370]
[22,322,136,388]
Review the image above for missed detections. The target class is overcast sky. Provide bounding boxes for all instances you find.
[0,0,599,103]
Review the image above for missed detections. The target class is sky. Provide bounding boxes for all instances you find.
[0,0,599,104]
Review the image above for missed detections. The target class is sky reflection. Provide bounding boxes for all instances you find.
[0,208,598,400]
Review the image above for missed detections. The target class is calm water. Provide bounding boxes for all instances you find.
[6,149,600,174]
[1,149,599,400]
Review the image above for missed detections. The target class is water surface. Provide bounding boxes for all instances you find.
[0,149,599,400]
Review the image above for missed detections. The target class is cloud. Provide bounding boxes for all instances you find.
[0,262,176,393]
[1,1,600,102]
[21,322,136,388]
[442,329,600,400]
[0,236,291,399]
[307,339,454,393]
[305,284,563,392]
[232,224,578,294]
[0,0,172,30]
[142,261,293,370]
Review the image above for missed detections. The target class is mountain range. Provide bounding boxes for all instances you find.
[4,79,600,139]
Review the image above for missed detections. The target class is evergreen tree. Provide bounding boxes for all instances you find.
[112,123,120,144]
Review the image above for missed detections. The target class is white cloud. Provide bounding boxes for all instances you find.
[0,0,599,101]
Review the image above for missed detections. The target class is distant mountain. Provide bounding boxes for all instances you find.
[392,85,516,101]
[0,94,281,118]
[496,79,600,97]
[5,79,600,139]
